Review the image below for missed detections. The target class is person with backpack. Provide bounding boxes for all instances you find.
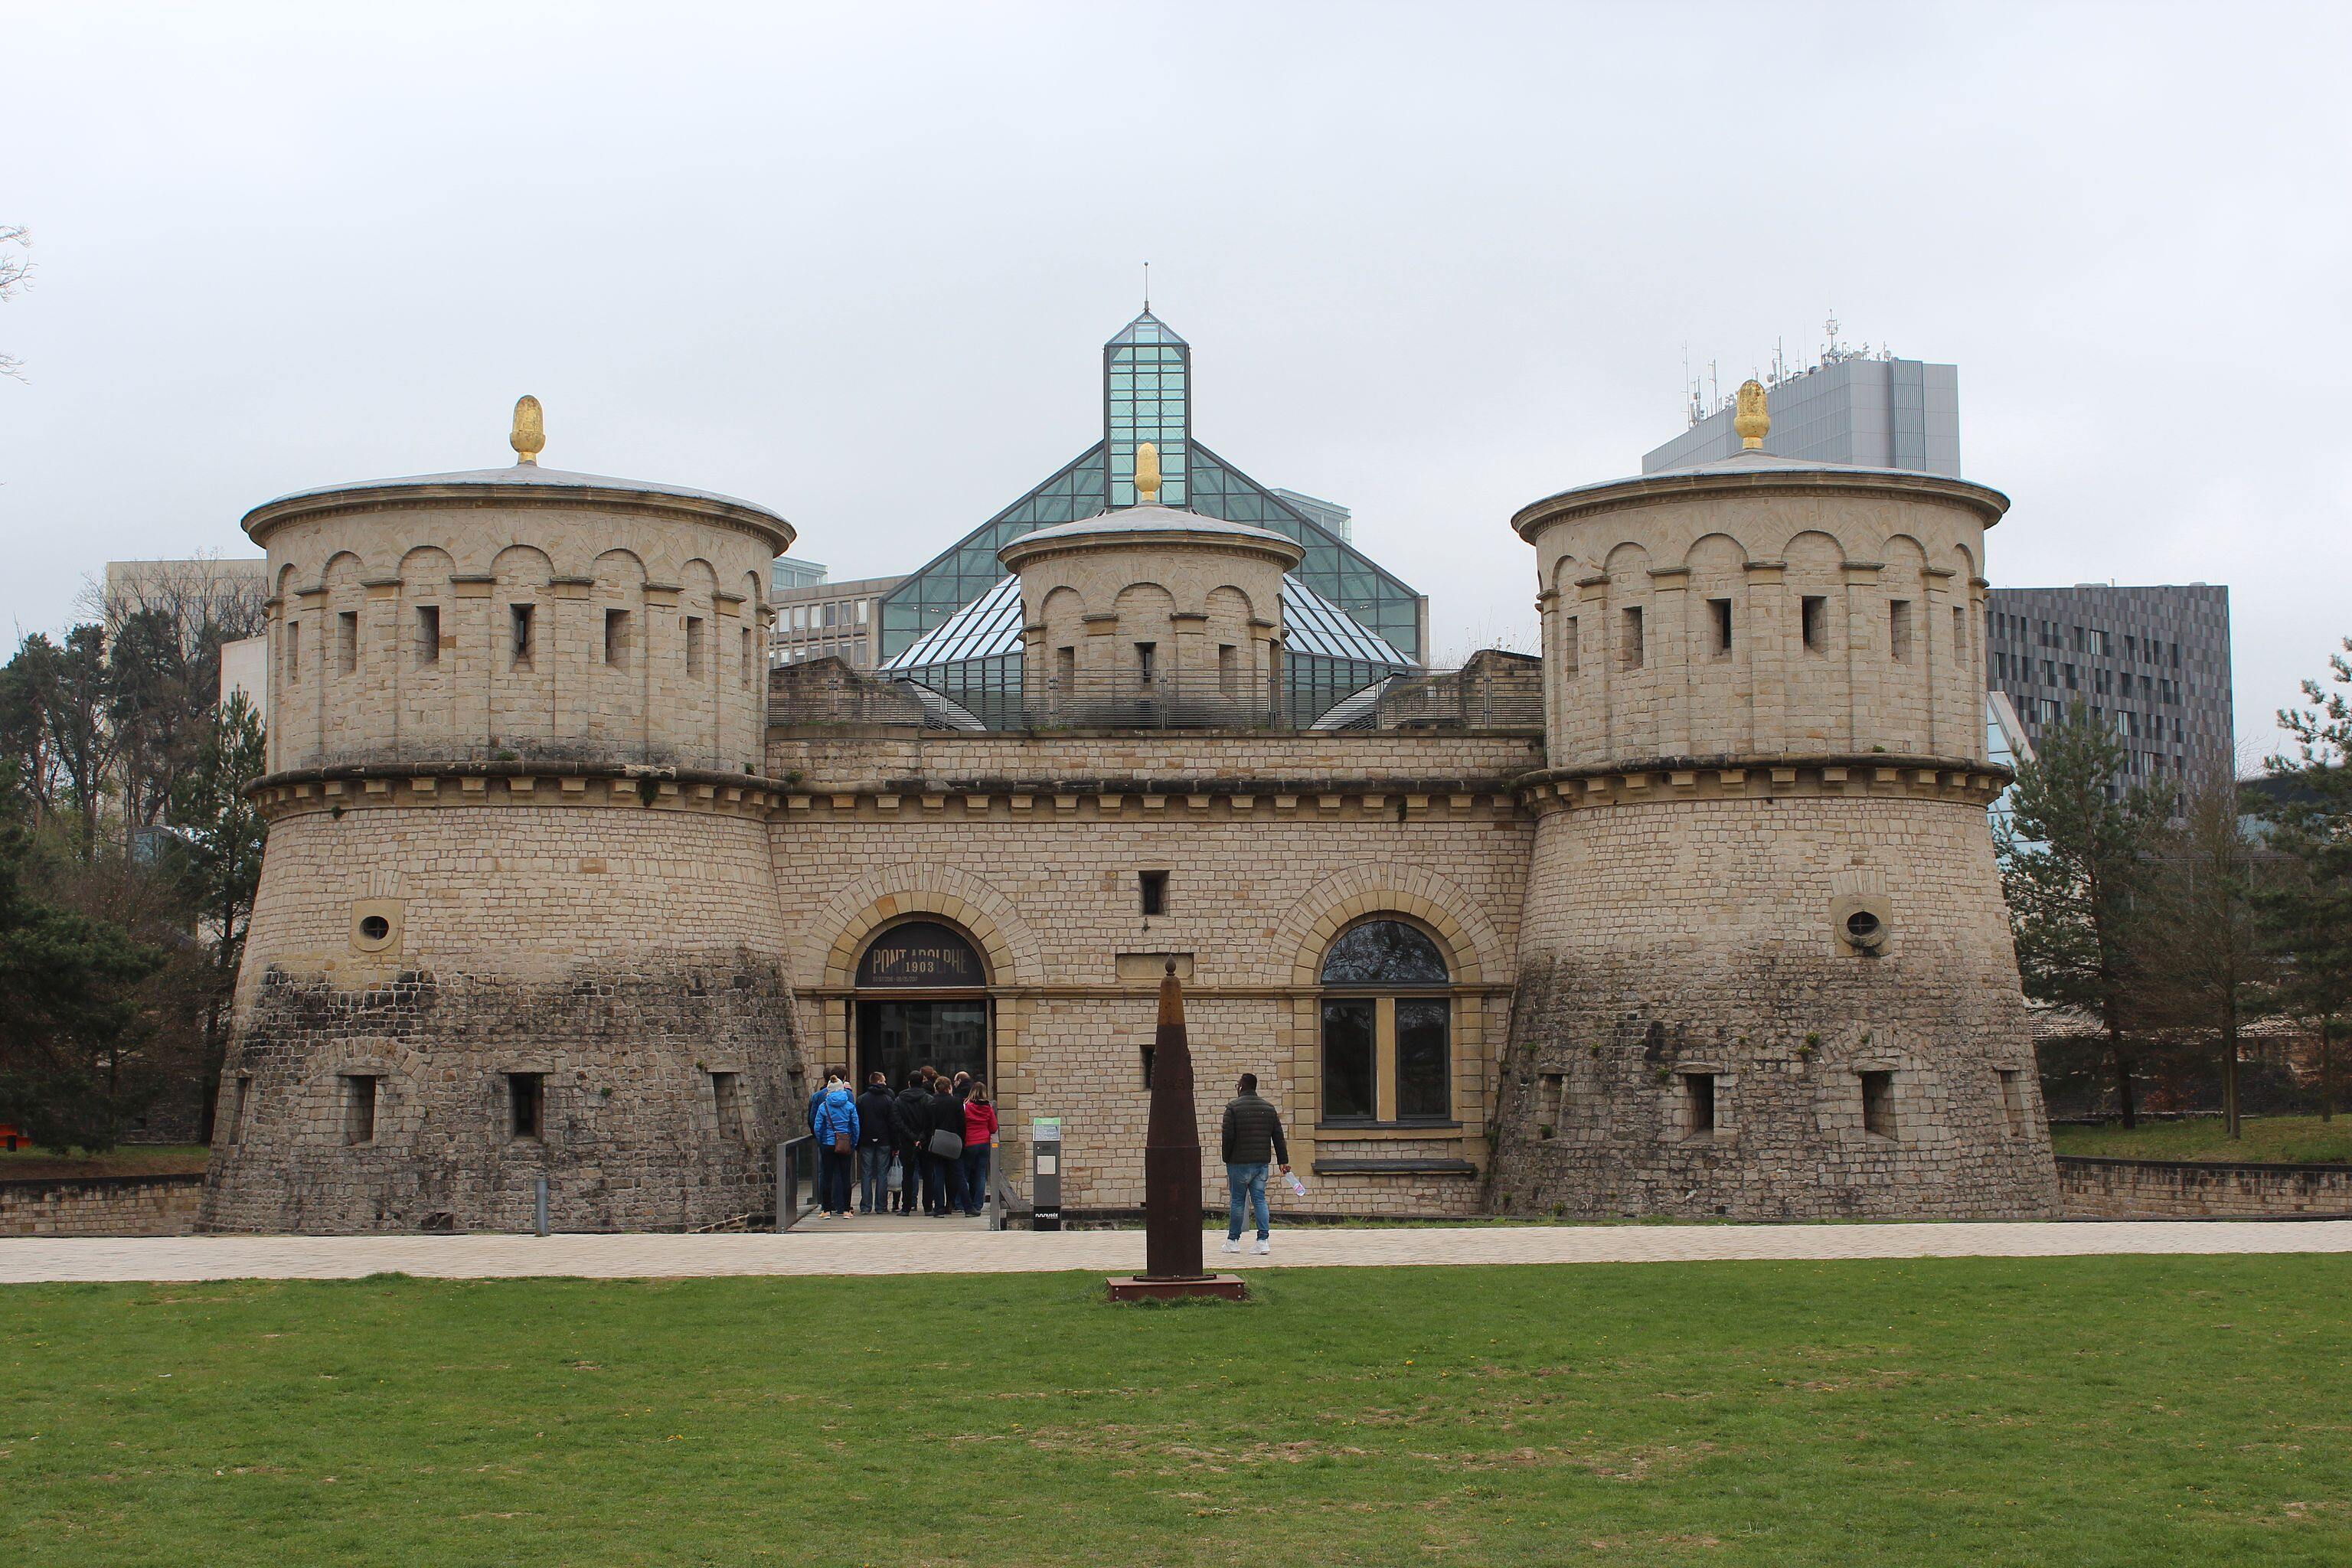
[959,1080,998,1217]
[923,1075,968,1217]
[854,1070,896,1216]
[891,1070,929,1215]
[810,1071,860,1219]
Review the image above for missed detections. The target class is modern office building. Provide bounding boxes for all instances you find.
[773,570,903,671]
[874,307,1428,725]
[1984,583,2234,786]
[1645,350,1962,476]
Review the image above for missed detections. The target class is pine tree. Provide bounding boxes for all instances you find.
[1999,704,2174,1127]
[168,691,267,1142]
[2255,636,2352,1119]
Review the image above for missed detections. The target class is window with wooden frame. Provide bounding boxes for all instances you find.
[1318,919,1452,1125]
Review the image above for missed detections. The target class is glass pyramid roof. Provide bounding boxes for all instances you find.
[1106,308,1187,346]
[881,569,1409,674]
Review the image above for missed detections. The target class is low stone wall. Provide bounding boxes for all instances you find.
[0,1174,205,1238]
[2056,1156,2352,1219]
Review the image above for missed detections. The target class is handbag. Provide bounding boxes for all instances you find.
[928,1128,964,1160]
[831,1131,851,1154]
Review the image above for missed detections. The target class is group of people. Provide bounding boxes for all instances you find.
[806,1065,998,1220]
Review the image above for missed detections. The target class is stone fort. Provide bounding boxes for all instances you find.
[202,325,2058,1233]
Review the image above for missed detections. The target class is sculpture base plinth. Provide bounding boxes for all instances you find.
[1106,1273,1247,1302]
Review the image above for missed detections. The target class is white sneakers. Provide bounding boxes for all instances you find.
[1221,1238,1242,1253]
[1220,1236,1274,1256]
[1253,1239,1272,1256]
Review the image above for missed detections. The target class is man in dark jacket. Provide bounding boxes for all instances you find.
[891,1072,929,1215]
[1220,1073,1292,1256]
[854,1071,897,1216]
[924,1078,969,1217]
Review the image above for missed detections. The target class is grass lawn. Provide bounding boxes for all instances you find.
[0,1144,208,1181]
[4,1257,2349,1567]
[2050,1115,2352,1165]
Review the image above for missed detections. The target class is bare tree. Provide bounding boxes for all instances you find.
[2136,776,2269,1138]
[0,224,28,381]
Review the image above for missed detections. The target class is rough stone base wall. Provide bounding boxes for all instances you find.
[1,1174,204,1237]
[1489,796,2060,1221]
[203,959,799,1233]
[2058,1156,2352,1218]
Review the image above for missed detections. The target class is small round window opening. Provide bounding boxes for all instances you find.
[1844,911,1883,946]
[358,914,392,942]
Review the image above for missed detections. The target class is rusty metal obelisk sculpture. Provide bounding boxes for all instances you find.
[1109,958,1244,1300]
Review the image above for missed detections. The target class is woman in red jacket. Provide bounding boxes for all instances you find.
[959,1082,999,1217]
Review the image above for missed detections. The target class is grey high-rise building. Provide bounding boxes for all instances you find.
[1984,584,2234,786]
[1645,355,1962,476]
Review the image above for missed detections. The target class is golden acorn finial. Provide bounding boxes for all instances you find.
[1733,379,1769,450]
[1134,441,1161,502]
[510,395,546,466]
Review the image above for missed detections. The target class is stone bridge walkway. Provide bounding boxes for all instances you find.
[5,1219,2350,1284]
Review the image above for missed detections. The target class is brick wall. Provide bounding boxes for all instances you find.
[2057,1156,2352,1219]
[1,1174,204,1237]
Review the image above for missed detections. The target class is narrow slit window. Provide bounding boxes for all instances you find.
[1537,1072,1565,1130]
[1684,1071,1716,1137]
[1801,595,1828,653]
[710,1071,741,1138]
[1889,599,1913,663]
[1997,1069,2026,1136]
[508,1072,545,1140]
[1135,641,1157,684]
[341,1073,377,1145]
[1860,1070,1896,1138]
[1561,615,1578,677]
[740,626,755,687]
[510,604,535,666]
[1138,870,1169,917]
[336,610,358,675]
[1952,605,1966,664]
[1218,642,1238,696]
[1619,606,1644,670]
[416,604,440,666]
[1055,645,1076,691]
[1139,1044,1157,1089]
[604,608,630,669]
[285,621,301,679]
[684,616,706,677]
[226,1074,252,1145]
[1709,597,1733,658]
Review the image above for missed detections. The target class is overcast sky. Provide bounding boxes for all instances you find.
[4,2,2347,758]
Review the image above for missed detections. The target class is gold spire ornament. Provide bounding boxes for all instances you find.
[1733,379,1770,450]
[1134,440,1161,502]
[510,395,547,466]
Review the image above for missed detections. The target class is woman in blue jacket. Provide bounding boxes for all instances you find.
[810,1073,861,1219]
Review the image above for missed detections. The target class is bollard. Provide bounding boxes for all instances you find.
[533,1175,550,1236]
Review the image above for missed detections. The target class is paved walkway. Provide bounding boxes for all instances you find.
[5,1220,2350,1284]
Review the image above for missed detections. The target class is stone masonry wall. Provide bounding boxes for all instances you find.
[204,802,805,1233]
[1490,792,2059,1220]
[1,1174,204,1237]
[2057,1156,2352,1219]
[768,787,1533,1219]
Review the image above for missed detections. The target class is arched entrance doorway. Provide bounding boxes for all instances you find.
[854,920,989,1089]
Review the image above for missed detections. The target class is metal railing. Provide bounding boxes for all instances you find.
[884,664,1544,734]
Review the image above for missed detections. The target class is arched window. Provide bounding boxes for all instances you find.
[1319,919,1451,1124]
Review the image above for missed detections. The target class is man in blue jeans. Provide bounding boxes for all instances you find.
[1219,1073,1292,1256]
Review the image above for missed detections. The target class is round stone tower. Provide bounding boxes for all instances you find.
[1489,384,2059,1220]
[998,442,1302,726]
[201,401,807,1234]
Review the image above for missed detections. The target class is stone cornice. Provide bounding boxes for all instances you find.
[248,761,788,822]
[1511,753,2011,814]
[1511,467,2011,542]
[771,782,1526,823]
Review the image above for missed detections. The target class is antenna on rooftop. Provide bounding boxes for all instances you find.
[1142,261,1150,312]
